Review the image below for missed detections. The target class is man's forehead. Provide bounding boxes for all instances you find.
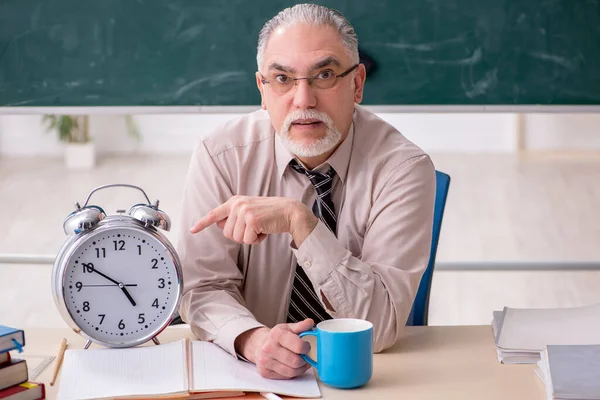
[262,23,350,71]
[267,56,342,73]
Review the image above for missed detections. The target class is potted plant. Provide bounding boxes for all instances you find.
[43,114,95,169]
[43,115,140,170]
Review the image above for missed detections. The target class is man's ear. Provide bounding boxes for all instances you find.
[353,64,367,104]
[255,72,267,110]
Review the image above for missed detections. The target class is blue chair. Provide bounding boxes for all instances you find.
[406,170,451,326]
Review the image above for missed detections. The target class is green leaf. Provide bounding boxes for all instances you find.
[43,114,83,143]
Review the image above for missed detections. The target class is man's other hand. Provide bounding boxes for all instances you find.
[235,319,314,379]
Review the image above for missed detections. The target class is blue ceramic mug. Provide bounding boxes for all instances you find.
[299,318,373,389]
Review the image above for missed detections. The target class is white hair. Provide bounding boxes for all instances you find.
[256,4,359,71]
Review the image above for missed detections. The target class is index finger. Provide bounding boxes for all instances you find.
[189,204,231,234]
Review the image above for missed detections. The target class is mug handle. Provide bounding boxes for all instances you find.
[298,330,318,368]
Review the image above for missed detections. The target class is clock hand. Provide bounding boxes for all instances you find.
[87,265,120,285]
[87,265,137,306]
[118,283,137,307]
[80,284,138,287]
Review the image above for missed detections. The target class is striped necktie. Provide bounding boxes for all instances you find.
[287,159,336,323]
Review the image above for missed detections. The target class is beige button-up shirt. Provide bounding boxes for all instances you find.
[178,105,435,356]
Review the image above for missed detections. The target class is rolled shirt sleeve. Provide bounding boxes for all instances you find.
[178,141,265,357]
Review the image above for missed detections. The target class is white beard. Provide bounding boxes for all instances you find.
[278,109,343,158]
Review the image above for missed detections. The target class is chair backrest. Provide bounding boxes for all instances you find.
[406,170,451,326]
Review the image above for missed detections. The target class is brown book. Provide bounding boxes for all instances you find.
[0,358,28,391]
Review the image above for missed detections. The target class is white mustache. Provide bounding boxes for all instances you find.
[278,109,343,158]
[282,110,332,132]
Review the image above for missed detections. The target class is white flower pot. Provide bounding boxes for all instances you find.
[65,142,96,170]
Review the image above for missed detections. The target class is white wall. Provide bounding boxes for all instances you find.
[524,114,600,151]
[379,113,517,153]
[0,111,599,156]
[0,115,63,156]
[89,114,245,155]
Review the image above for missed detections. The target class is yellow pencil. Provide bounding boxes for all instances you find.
[49,338,68,386]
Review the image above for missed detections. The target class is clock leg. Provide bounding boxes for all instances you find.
[84,340,92,350]
[152,337,161,346]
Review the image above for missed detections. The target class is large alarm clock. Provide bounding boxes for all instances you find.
[51,184,183,349]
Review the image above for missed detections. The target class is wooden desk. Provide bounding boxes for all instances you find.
[23,325,545,400]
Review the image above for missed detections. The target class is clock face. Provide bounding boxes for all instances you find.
[62,226,180,346]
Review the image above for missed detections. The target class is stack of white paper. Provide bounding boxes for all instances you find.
[492,310,534,363]
[492,303,600,364]
[536,344,600,400]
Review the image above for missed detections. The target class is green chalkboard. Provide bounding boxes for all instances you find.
[1,0,599,107]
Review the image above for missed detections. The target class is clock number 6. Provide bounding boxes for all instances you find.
[118,319,125,330]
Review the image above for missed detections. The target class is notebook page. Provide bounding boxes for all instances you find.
[191,341,321,398]
[497,303,600,351]
[57,340,187,400]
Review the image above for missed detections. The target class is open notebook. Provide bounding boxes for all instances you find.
[57,339,321,400]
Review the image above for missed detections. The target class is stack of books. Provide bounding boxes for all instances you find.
[492,303,600,364]
[0,325,45,400]
[536,344,600,400]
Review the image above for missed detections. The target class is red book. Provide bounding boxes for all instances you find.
[0,382,45,400]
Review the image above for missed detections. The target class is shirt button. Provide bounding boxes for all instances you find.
[304,261,312,268]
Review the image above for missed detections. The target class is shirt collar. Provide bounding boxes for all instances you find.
[275,120,354,185]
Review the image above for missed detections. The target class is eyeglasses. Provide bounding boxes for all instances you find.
[260,64,359,94]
